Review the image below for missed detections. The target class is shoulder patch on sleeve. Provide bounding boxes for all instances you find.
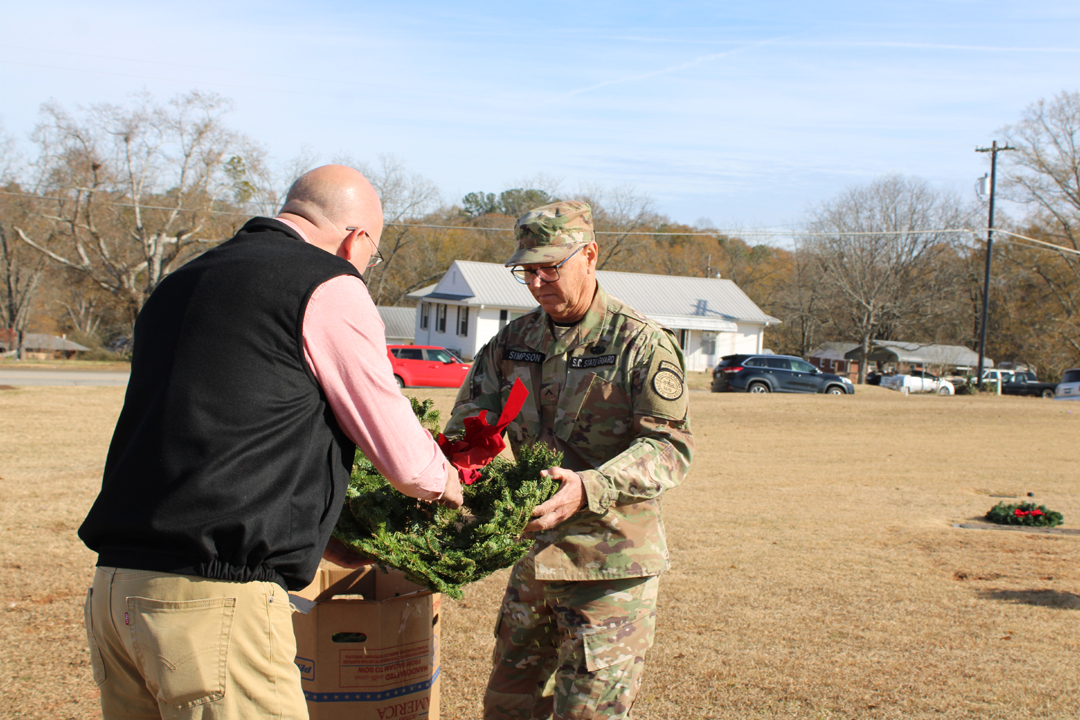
[658,360,683,378]
[652,368,684,400]
[638,343,689,420]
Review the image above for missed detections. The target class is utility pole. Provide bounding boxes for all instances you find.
[974,140,1015,389]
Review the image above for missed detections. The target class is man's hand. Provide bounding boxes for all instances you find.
[322,536,374,569]
[438,463,464,508]
[525,466,586,532]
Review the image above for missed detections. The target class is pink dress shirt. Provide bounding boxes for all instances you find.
[278,218,447,501]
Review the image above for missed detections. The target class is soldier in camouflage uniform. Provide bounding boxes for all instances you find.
[444,200,694,719]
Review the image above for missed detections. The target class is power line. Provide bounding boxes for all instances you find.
[9,189,1073,249]
[991,229,1080,257]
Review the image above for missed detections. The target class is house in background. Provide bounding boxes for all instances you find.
[407,261,778,372]
[0,332,92,360]
[376,306,416,345]
[844,341,991,374]
[809,340,992,380]
[807,342,861,380]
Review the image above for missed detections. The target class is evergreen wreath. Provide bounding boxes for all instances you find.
[332,397,561,599]
[985,501,1064,528]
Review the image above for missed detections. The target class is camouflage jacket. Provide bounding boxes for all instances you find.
[446,284,694,581]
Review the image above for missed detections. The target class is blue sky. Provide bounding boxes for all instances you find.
[2,1,1078,235]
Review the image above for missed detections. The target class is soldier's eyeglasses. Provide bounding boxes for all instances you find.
[510,246,583,284]
[346,227,384,269]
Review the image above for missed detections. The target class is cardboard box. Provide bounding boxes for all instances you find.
[291,564,441,720]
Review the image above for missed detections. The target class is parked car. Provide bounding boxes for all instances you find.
[1054,367,1080,401]
[1001,371,1058,399]
[711,354,854,394]
[386,345,472,388]
[880,370,955,395]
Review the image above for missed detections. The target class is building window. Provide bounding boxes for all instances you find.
[436,304,447,333]
[419,302,429,330]
[701,332,717,355]
[456,307,469,337]
[499,309,508,331]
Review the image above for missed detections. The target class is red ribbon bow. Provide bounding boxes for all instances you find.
[437,378,529,485]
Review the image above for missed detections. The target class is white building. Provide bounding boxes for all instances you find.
[376,306,417,345]
[407,261,778,372]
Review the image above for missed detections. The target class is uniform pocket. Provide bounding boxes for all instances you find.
[581,610,656,673]
[556,372,632,463]
[83,588,107,686]
[127,596,237,710]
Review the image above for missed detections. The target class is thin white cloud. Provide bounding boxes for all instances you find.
[796,41,1080,53]
[560,34,798,99]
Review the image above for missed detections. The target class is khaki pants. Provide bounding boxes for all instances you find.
[84,567,309,720]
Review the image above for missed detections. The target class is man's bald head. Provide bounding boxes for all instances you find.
[279,165,383,240]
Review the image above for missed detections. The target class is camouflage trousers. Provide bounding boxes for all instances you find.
[483,553,660,720]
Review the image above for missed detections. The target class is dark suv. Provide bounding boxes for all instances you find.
[711,354,854,394]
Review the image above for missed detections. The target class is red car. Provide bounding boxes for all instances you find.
[386,345,472,388]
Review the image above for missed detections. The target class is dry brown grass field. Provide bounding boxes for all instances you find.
[1,381,1077,719]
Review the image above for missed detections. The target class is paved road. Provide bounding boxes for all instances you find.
[0,369,129,386]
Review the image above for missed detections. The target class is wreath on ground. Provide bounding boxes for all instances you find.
[985,501,1064,528]
[332,396,560,599]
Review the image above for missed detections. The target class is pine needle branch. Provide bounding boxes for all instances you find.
[332,397,561,599]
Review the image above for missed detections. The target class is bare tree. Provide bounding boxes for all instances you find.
[576,184,659,270]
[357,156,441,306]
[50,266,127,340]
[804,174,965,382]
[768,243,828,358]
[0,218,46,358]
[15,91,257,325]
[998,91,1080,361]
[0,120,20,183]
[238,145,322,219]
[0,127,47,359]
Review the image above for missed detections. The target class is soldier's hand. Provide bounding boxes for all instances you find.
[525,467,587,532]
[437,463,464,509]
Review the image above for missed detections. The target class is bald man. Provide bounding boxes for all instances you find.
[79,165,461,719]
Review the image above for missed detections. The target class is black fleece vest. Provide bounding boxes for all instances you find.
[78,218,362,590]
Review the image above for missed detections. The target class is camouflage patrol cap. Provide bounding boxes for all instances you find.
[505,200,595,267]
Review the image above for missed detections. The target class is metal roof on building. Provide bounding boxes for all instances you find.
[809,342,860,362]
[597,271,779,329]
[455,262,536,309]
[3,333,93,352]
[376,306,417,341]
[407,261,777,330]
[840,340,991,368]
